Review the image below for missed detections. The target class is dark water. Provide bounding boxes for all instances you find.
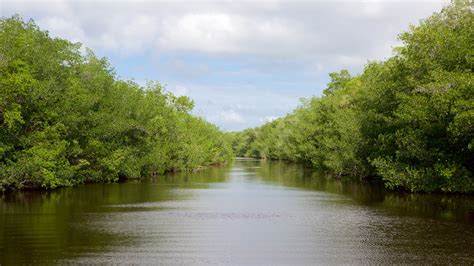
[1,159,473,265]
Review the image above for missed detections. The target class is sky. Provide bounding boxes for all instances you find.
[1,0,448,131]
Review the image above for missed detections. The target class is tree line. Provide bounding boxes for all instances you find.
[0,16,233,192]
[229,2,473,193]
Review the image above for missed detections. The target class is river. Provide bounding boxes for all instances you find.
[1,159,473,264]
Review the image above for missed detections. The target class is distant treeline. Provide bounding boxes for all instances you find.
[0,16,233,192]
[229,2,473,193]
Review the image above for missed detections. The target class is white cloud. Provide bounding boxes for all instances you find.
[176,83,300,131]
[263,116,279,123]
[0,0,449,130]
[169,85,189,97]
[2,0,448,62]
[220,110,245,123]
[36,16,86,44]
[160,13,240,54]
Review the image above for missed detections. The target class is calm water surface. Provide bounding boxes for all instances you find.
[1,159,473,264]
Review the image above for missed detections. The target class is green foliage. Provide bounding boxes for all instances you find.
[229,2,474,193]
[0,16,233,192]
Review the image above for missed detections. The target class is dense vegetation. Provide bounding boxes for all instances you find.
[230,2,473,193]
[0,16,233,192]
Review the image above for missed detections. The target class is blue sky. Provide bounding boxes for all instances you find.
[1,0,447,131]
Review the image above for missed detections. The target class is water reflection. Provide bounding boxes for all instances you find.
[0,165,232,264]
[247,160,474,224]
[0,159,473,264]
